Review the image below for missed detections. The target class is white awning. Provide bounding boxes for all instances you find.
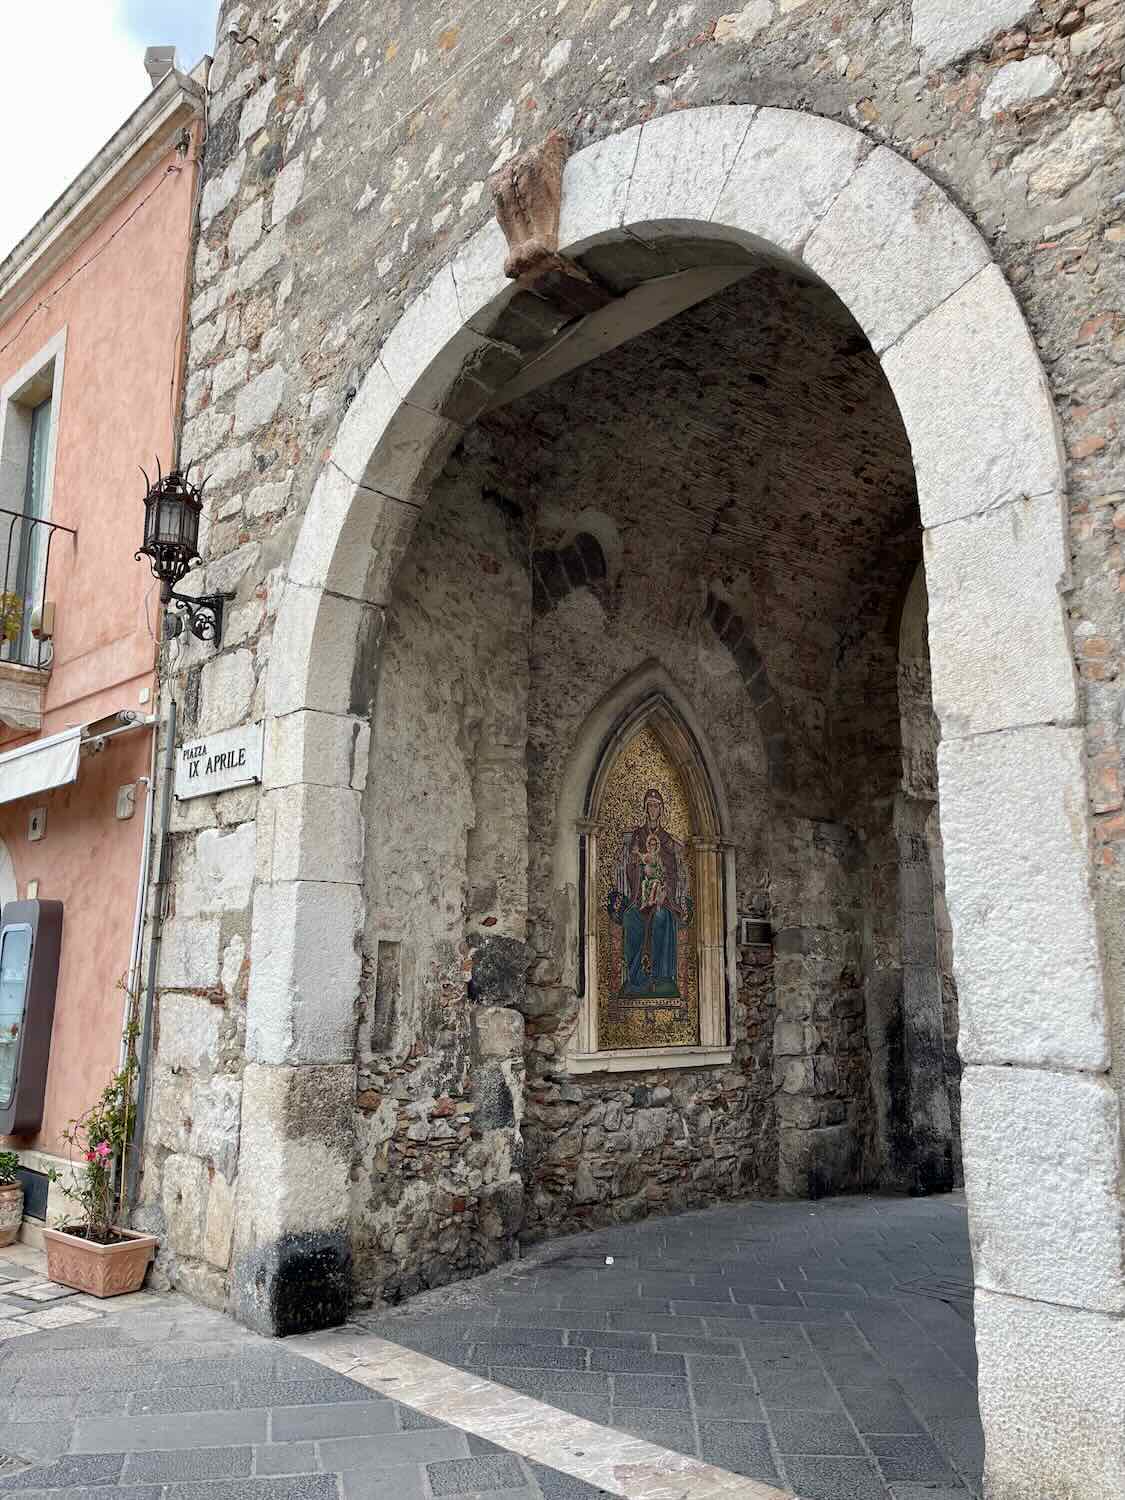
[0,725,82,806]
[0,712,154,807]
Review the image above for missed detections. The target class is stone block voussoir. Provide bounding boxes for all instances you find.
[626,106,756,238]
[713,107,867,258]
[882,264,1065,527]
[804,146,990,354]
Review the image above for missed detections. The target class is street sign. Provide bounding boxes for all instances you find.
[175,722,264,800]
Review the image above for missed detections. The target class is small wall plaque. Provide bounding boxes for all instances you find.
[175,722,264,801]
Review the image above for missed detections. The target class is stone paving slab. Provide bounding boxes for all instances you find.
[0,1280,647,1500]
[352,1195,980,1500]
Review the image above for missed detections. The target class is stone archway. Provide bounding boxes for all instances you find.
[238,105,1120,1497]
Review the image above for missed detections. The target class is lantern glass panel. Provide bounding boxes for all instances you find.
[159,499,179,547]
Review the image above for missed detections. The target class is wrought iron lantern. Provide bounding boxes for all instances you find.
[136,462,223,644]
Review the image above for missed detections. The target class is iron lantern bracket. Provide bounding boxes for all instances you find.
[164,589,224,645]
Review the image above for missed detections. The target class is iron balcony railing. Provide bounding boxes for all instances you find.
[0,508,77,671]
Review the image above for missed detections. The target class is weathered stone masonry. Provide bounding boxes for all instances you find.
[138,3,1124,1497]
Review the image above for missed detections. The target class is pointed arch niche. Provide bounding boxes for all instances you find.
[567,684,735,1074]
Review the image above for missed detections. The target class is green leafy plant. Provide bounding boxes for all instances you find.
[0,593,23,644]
[47,1017,139,1244]
[0,1150,19,1186]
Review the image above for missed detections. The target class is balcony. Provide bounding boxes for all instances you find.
[0,508,76,735]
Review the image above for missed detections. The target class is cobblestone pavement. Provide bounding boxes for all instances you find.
[0,1265,613,1500]
[357,1195,980,1500]
[0,1247,106,1340]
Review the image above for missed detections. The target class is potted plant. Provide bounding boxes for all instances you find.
[44,1039,158,1296]
[0,1151,22,1247]
[0,593,23,644]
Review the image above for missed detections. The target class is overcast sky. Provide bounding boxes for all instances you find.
[0,1,220,263]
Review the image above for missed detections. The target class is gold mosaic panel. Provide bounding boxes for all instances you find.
[595,724,700,1048]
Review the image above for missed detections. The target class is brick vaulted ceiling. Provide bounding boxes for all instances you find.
[479,265,920,668]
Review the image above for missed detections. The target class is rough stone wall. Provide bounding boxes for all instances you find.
[144,0,1123,1329]
[352,436,531,1302]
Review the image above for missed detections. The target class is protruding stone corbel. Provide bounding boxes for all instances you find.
[489,129,612,317]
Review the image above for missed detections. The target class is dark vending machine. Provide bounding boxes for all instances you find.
[0,901,63,1137]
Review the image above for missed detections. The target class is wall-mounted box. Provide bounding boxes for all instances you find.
[0,900,63,1136]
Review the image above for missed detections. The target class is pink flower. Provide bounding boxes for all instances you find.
[95,1141,111,1158]
[85,1151,97,1162]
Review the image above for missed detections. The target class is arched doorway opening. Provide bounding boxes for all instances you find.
[239,107,1118,1500]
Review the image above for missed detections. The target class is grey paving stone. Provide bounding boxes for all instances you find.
[608,1408,697,1453]
[5,1489,161,1500]
[319,1430,469,1471]
[540,1393,607,1424]
[525,1459,616,1498]
[156,1356,285,1387]
[667,1301,741,1317]
[607,1313,703,1333]
[807,1327,872,1352]
[685,1356,752,1381]
[695,1420,779,1481]
[818,1353,897,1386]
[869,1434,957,1482]
[3,1396,76,1422]
[654,1334,740,1355]
[488,1369,608,1397]
[253,1443,319,1475]
[559,1296,672,1314]
[341,1465,428,1500]
[611,1375,691,1410]
[895,1375,981,1419]
[497,1310,608,1330]
[0,1420,71,1462]
[467,1437,508,1456]
[690,1383,764,1419]
[751,1307,851,1325]
[925,1415,984,1484]
[468,1327,565,1347]
[0,1452,124,1491]
[782,1456,887,1499]
[131,1384,241,1415]
[767,1409,864,1456]
[588,1349,684,1375]
[164,1478,338,1499]
[839,1389,923,1434]
[72,1410,269,1453]
[123,1448,254,1482]
[888,1487,970,1499]
[755,1372,841,1411]
[791,1278,867,1294]
[727,1289,803,1307]
[240,1378,377,1408]
[271,1403,400,1442]
[565,1329,652,1351]
[471,1344,587,1370]
[398,1406,445,1430]
[427,1454,528,1494]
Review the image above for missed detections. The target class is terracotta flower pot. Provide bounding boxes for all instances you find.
[43,1225,158,1297]
[0,1182,22,1248]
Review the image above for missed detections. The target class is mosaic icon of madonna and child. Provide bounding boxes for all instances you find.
[607,787,695,999]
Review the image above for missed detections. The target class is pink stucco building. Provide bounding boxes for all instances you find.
[0,63,205,1226]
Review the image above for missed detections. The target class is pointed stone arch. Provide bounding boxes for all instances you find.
[237,103,1123,1500]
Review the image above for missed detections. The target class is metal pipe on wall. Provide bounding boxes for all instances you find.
[125,693,177,1213]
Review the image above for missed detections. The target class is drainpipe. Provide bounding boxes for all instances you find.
[125,694,177,1213]
[119,742,156,1070]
